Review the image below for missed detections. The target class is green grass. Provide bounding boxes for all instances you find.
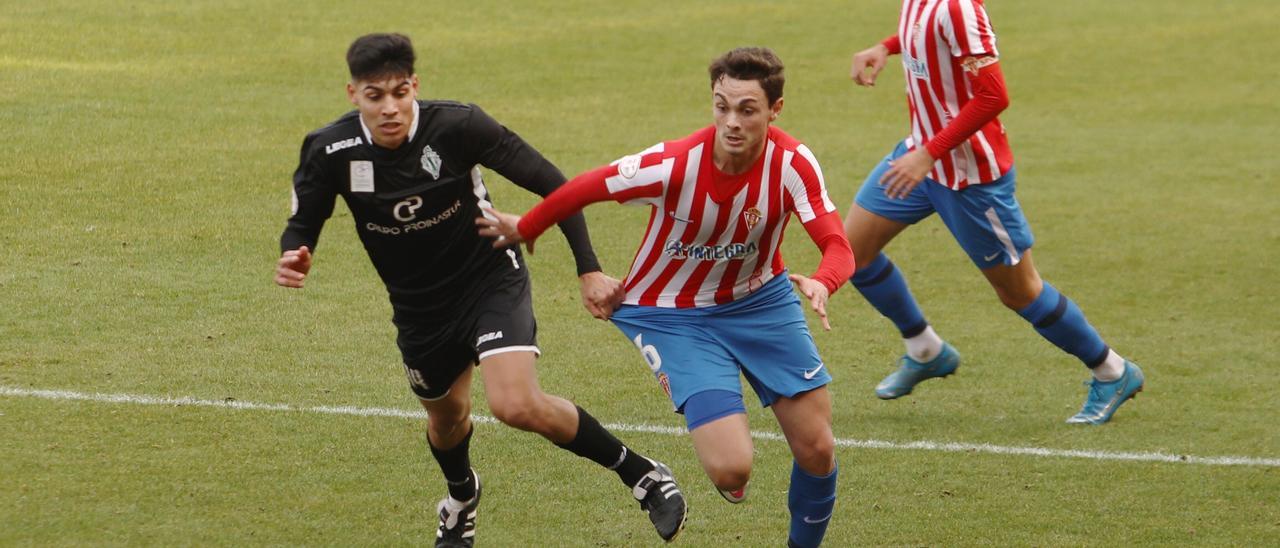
[2,0,1278,545]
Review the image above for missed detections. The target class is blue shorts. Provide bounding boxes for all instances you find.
[610,273,831,413]
[855,141,1035,269]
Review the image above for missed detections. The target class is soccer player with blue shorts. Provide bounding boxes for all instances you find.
[845,0,1144,424]
[478,47,855,547]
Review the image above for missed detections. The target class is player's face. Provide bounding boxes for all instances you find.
[712,76,782,168]
[347,74,419,149]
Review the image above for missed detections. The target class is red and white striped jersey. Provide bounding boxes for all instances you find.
[897,0,1014,189]
[604,125,837,308]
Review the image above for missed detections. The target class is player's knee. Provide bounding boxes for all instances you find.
[792,437,836,476]
[994,285,1036,311]
[489,396,546,432]
[705,461,752,492]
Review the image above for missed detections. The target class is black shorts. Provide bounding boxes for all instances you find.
[392,271,538,401]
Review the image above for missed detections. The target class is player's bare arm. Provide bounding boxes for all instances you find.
[274,246,312,288]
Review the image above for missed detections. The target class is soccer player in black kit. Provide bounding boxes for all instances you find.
[274,33,688,546]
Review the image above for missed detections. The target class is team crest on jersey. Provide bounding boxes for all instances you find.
[742,207,762,230]
[421,145,442,179]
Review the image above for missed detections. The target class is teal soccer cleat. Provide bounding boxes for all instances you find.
[874,343,961,399]
[1067,361,1145,425]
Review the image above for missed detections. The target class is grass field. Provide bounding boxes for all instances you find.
[2,0,1278,545]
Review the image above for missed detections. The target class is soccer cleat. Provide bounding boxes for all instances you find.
[633,459,688,542]
[435,471,481,548]
[1067,361,1145,425]
[718,484,747,504]
[874,342,961,399]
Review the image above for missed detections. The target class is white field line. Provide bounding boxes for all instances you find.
[3,385,1278,468]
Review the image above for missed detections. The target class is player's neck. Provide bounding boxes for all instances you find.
[712,142,764,176]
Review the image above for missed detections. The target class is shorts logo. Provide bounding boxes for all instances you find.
[803,363,825,380]
[657,373,672,398]
[477,331,504,346]
[742,207,762,230]
[394,196,424,221]
[617,154,641,180]
[421,145,442,179]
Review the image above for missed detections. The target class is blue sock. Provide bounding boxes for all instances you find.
[788,460,837,548]
[850,253,928,337]
[1017,282,1110,367]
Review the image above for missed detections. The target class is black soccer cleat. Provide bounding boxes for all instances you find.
[632,459,688,542]
[435,471,481,548]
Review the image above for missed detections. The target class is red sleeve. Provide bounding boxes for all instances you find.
[516,165,615,241]
[801,212,855,295]
[923,60,1009,158]
[880,34,902,55]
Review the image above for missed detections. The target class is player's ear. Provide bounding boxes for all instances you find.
[410,74,420,94]
[347,82,358,105]
[769,97,784,121]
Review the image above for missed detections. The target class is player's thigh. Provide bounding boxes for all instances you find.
[850,141,936,254]
[930,167,1036,269]
[979,248,1043,310]
[610,305,742,412]
[714,275,831,407]
[689,412,753,480]
[844,203,912,265]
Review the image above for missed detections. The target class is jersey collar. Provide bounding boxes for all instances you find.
[357,100,421,146]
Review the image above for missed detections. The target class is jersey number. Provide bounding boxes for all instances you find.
[505,249,520,270]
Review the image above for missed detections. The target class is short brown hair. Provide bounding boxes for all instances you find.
[708,47,785,105]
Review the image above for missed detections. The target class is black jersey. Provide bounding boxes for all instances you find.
[281,100,599,312]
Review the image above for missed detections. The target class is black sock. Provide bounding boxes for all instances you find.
[555,406,654,488]
[428,425,476,502]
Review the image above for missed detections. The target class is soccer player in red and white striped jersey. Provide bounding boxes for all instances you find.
[845,0,1145,425]
[480,47,851,547]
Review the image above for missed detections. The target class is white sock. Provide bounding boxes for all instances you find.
[1091,350,1126,381]
[905,326,944,362]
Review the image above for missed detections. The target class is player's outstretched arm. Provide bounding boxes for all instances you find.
[791,212,855,331]
[275,246,312,288]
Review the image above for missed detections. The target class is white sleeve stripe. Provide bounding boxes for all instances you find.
[795,144,837,214]
[605,164,666,194]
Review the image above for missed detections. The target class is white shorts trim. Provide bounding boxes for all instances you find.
[477,345,541,362]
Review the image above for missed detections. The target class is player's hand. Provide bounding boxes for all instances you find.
[788,273,832,331]
[879,147,936,199]
[851,44,891,87]
[275,246,312,288]
[476,207,535,253]
[579,271,624,320]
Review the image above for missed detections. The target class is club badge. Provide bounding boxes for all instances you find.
[421,145,442,180]
[742,207,762,230]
